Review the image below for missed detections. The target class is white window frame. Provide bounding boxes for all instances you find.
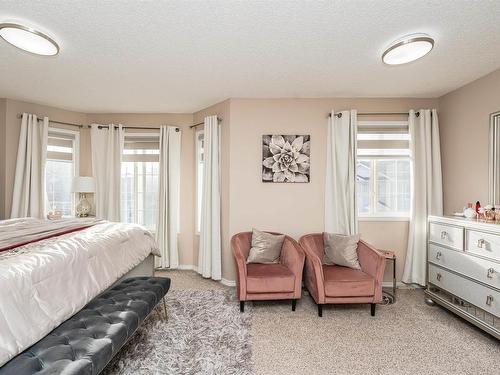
[357,120,410,222]
[195,129,204,234]
[46,127,80,217]
[121,131,161,232]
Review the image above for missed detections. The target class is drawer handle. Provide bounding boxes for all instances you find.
[477,239,486,248]
[436,273,442,281]
[435,251,442,260]
[486,295,494,306]
[487,268,495,279]
[440,231,448,240]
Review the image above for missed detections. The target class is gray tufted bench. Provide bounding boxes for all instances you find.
[0,276,171,375]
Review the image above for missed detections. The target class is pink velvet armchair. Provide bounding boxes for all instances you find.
[299,233,385,317]
[231,232,305,312]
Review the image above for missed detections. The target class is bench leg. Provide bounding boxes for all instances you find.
[162,297,168,322]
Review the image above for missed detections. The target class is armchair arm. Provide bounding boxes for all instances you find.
[357,240,386,303]
[231,234,250,301]
[299,234,325,304]
[280,237,305,298]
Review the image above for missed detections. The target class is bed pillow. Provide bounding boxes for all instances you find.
[246,229,285,264]
[323,232,361,269]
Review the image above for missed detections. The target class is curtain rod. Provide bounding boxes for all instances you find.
[17,113,85,128]
[189,117,223,129]
[328,111,420,118]
[17,113,180,131]
[97,125,179,132]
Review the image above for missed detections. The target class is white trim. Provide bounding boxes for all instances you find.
[358,120,408,127]
[382,281,419,289]
[221,278,236,287]
[176,265,236,287]
[358,216,409,222]
[178,264,198,271]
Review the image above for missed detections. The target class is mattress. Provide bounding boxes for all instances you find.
[0,218,160,367]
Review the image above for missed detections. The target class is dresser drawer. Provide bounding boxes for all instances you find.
[429,244,500,290]
[429,222,464,250]
[429,264,500,318]
[466,230,500,262]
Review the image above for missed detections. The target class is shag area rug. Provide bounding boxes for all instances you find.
[103,289,253,375]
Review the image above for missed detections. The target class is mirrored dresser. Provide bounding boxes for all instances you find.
[426,215,500,339]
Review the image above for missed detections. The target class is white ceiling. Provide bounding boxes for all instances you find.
[1,0,500,113]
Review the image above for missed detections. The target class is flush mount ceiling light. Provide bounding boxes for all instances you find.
[0,23,59,56]
[382,34,434,65]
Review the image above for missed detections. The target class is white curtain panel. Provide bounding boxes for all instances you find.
[90,124,123,221]
[324,110,358,235]
[198,115,222,280]
[11,113,49,218]
[156,126,181,269]
[403,109,443,286]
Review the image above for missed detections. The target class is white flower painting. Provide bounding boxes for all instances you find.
[262,135,310,183]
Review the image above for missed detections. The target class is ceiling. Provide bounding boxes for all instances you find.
[1,0,500,113]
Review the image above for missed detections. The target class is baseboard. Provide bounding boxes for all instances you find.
[221,278,236,287]
[178,264,198,271]
[177,265,236,287]
[382,281,421,289]
[175,268,414,290]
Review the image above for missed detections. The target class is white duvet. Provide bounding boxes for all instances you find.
[0,218,160,367]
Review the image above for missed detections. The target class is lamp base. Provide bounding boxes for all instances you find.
[76,194,91,217]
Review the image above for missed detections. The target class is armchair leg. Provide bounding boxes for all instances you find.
[240,301,245,313]
[370,303,376,316]
[291,299,297,311]
[317,304,323,317]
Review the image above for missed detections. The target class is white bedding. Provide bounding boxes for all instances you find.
[0,218,160,366]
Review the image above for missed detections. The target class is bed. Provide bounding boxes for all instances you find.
[0,218,160,367]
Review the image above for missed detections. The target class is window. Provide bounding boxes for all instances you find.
[120,133,160,232]
[45,128,79,217]
[195,130,204,233]
[356,121,410,218]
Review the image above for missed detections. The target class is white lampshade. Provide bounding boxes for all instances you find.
[72,176,95,193]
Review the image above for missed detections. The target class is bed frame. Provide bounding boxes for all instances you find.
[114,254,155,284]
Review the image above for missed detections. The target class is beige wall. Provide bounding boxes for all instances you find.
[227,98,438,282]
[438,68,500,214]
[0,99,6,220]
[11,87,497,284]
[1,99,87,219]
[86,113,195,268]
[193,100,231,280]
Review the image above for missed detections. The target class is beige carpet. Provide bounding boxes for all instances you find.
[157,270,500,375]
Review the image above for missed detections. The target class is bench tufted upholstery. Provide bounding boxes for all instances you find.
[0,276,171,375]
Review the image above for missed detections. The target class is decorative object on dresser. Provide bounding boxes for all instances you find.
[72,176,95,217]
[262,135,310,183]
[426,215,500,339]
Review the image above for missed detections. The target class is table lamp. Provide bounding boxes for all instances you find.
[72,176,95,217]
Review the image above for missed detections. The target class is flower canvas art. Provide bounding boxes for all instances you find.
[262,135,310,183]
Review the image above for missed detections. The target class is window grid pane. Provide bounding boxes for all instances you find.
[357,158,410,217]
[120,156,159,232]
